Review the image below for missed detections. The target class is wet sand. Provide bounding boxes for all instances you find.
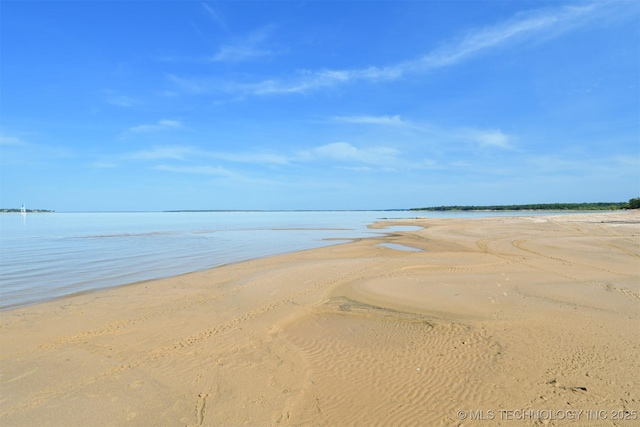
[1,212,639,426]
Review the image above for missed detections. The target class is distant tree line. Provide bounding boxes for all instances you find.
[411,199,640,212]
[0,208,55,213]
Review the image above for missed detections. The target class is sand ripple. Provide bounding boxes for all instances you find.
[280,298,503,426]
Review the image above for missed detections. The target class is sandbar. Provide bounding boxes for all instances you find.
[1,212,639,426]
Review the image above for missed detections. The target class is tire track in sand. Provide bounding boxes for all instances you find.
[478,237,640,302]
[512,239,637,277]
[0,282,253,363]
[0,260,379,418]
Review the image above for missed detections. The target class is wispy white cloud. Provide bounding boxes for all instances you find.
[414,4,598,70]
[337,165,376,172]
[301,142,400,167]
[128,120,183,133]
[102,89,138,107]
[167,67,399,97]
[153,164,236,177]
[128,145,193,160]
[330,114,513,150]
[332,115,406,126]
[89,161,118,169]
[248,70,355,95]
[119,119,511,179]
[202,3,227,31]
[174,1,625,96]
[107,95,137,108]
[210,45,271,63]
[0,135,24,146]
[118,120,185,141]
[0,135,76,167]
[210,26,276,63]
[462,129,513,149]
[166,74,211,95]
[124,144,290,167]
[208,151,290,165]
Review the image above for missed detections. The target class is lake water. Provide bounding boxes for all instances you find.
[0,210,594,310]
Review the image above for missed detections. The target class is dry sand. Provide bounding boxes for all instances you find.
[1,212,639,426]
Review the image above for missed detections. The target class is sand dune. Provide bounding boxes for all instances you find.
[1,212,638,426]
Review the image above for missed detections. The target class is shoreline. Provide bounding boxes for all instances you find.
[1,210,407,311]
[0,235,363,313]
[1,211,639,426]
[5,209,593,312]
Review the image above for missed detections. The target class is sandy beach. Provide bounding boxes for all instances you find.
[1,212,638,426]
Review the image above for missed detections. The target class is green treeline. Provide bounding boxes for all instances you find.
[411,200,639,212]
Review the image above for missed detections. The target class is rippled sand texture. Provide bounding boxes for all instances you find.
[1,212,638,426]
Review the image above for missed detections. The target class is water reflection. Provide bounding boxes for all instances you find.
[377,243,423,252]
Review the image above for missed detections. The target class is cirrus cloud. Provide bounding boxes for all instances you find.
[153,164,237,177]
[169,1,632,97]
[301,142,401,167]
[128,120,183,133]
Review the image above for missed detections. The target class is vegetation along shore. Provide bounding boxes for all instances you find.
[411,198,640,212]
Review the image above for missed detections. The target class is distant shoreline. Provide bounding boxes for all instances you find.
[0,209,55,213]
[2,200,638,213]
[410,202,633,212]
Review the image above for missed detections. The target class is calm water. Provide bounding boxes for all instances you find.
[0,210,593,310]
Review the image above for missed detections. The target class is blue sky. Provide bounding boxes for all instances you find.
[1,1,638,211]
